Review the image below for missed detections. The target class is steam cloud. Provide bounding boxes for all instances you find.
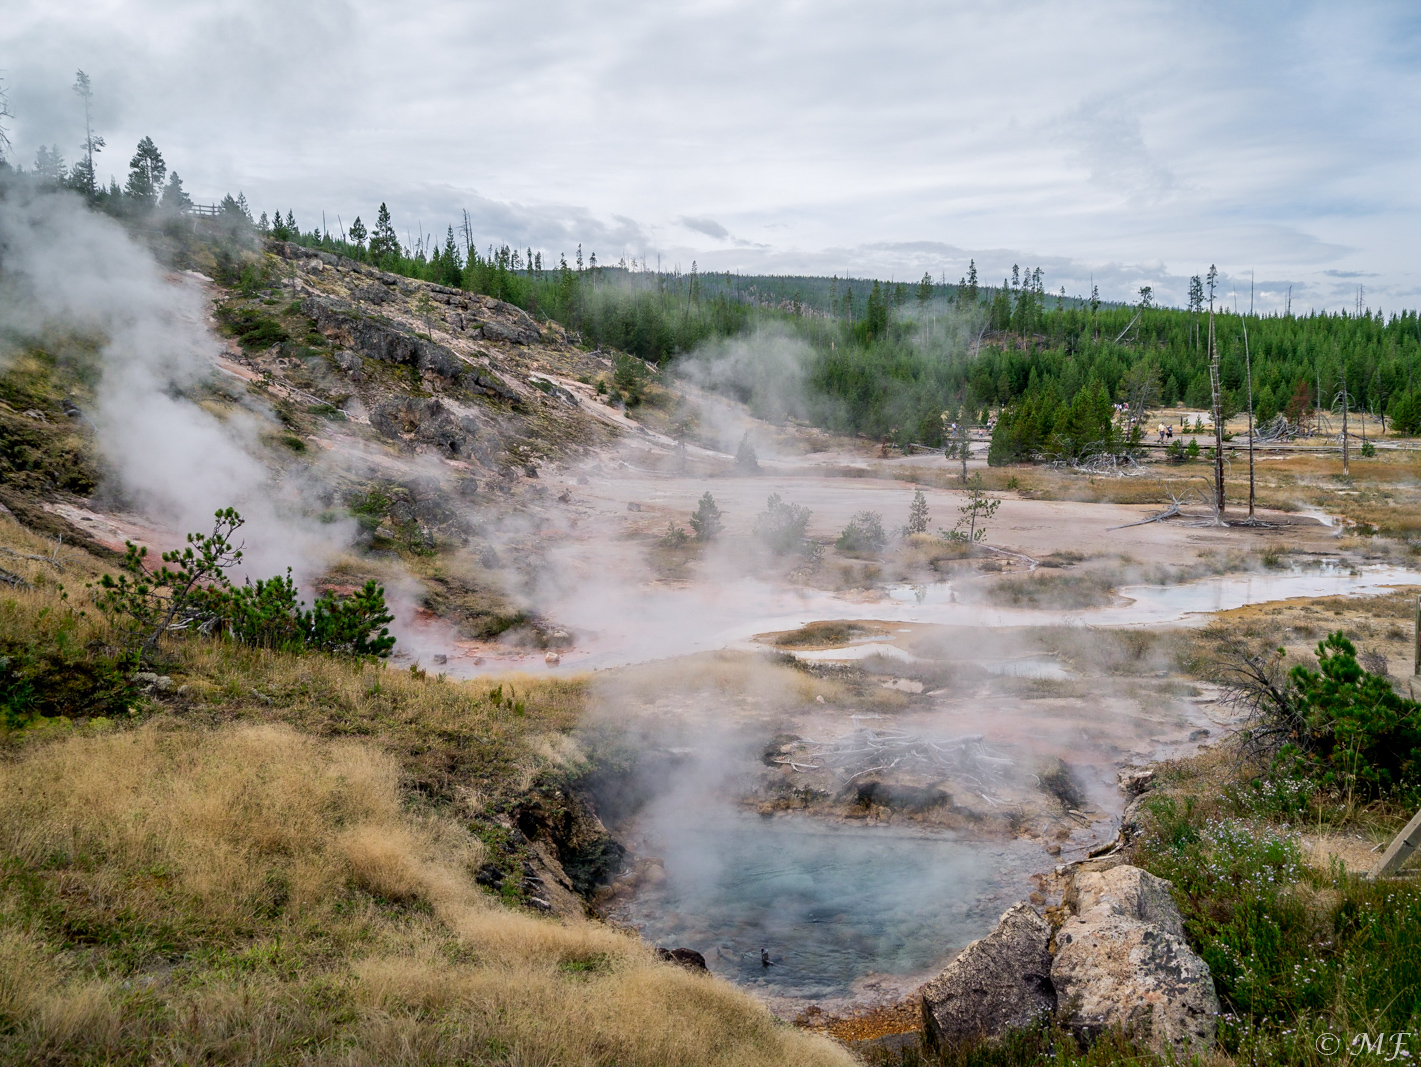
[0,174,349,581]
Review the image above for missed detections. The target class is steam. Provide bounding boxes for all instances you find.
[673,326,827,444]
[0,173,348,581]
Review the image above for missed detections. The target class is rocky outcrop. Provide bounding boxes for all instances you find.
[369,396,487,459]
[921,903,1055,1047]
[851,778,951,814]
[512,780,626,899]
[1052,865,1217,1056]
[481,318,540,346]
[920,866,1217,1056]
[1066,865,1185,939]
[302,296,520,402]
[303,297,458,377]
[656,947,708,972]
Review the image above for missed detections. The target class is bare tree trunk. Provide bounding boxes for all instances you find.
[959,417,969,485]
[1209,308,1225,518]
[1242,316,1256,520]
[1341,365,1350,476]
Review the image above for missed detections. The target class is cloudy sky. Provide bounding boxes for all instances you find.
[4,1,1419,311]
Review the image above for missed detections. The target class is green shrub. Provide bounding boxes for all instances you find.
[217,306,289,349]
[689,492,723,541]
[754,494,810,556]
[1283,633,1421,796]
[96,508,395,661]
[1134,794,1421,1057]
[836,511,886,553]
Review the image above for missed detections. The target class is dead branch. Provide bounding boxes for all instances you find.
[1109,502,1180,530]
[0,535,72,572]
[1206,637,1307,768]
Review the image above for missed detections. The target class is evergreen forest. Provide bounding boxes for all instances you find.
[18,122,1421,466]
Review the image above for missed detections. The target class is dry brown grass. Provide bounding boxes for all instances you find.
[0,723,853,1066]
[166,640,590,802]
[0,518,854,1065]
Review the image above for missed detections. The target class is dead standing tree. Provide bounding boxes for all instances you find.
[1335,360,1352,477]
[1206,266,1226,522]
[1242,315,1256,520]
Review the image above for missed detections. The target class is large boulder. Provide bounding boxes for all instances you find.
[1067,865,1185,939]
[1052,865,1217,1056]
[921,902,1055,1047]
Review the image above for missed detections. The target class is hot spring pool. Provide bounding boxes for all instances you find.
[607,813,1041,999]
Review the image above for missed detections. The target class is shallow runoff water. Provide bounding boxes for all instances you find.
[543,563,1421,672]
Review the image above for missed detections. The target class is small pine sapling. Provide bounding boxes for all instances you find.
[754,493,811,555]
[95,508,396,661]
[836,511,886,553]
[735,432,759,472]
[660,522,690,548]
[689,492,723,541]
[906,489,930,535]
[941,474,999,543]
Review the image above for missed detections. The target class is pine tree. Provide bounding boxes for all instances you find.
[369,203,400,263]
[161,171,192,214]
[33,145,67,185]
[965,260,979,303]
[1188,275,1204,313]
[690,492,723,541]
[917,272,933,307]
[907,489,929,535]
[441,227,462,285]
[735,433,759,472]
[989,282,1012,331]
[71,71,104,198]
[348,216,367,256]
[124,136,166,210]
[865,280,889,340]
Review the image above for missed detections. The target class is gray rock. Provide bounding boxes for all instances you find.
[1053,865,1217,1056]
[1117,767,1155,796]
[1052,914,1217,1055]
[921,902,1055,1048]
[370,396,484,459]
[656,947,708,972]
[481,318,540,345]
[1067,865,1185,939]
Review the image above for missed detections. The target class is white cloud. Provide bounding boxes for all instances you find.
[4,0,1418,312]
